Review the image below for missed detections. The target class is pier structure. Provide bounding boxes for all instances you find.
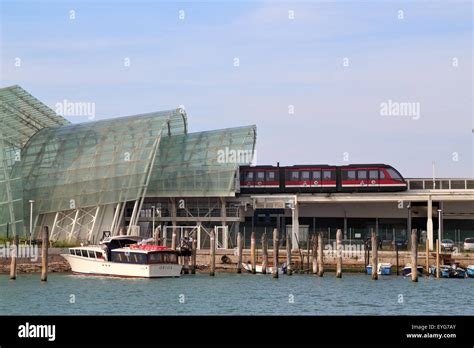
[1,85,474,254]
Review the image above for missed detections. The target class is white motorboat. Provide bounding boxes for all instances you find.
[61,236,182,278]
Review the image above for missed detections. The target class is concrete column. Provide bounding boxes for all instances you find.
[427,196,433,250]
[220,198,227,248]
[291,199,299,251]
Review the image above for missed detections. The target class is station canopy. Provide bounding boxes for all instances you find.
[0,85,256,236]
[0,85,70,235]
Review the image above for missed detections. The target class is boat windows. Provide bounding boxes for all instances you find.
[69,249,75,255]
[75,249,81,256]
[95,251,103,259]
[88,250,96,258]
[81,250,88,258]
[148,252,178,264]
[111,251,147,264]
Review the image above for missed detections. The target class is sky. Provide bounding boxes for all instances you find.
[0,0,473,178]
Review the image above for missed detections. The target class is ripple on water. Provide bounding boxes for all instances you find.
[0,273,473,315]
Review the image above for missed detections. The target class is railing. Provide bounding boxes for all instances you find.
[406,178,474,190]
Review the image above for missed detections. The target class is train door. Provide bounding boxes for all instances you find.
[255,171,265,189]
[356,169,368,188]
[312,169,322,189]
[301,170,310,189]
[368,169,380,190]
[243,170,254,189]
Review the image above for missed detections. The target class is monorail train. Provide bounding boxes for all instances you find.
[239,164,407,193]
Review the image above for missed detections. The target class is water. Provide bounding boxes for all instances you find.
[0,273,472,315]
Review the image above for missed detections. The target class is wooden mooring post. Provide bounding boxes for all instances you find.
[272,229,279,279]
[261,233,268,274]
[191,238,197,275]
[237,232,243,274]
[210,230,216,276]
[286,233,292,275]
[436,239,440,278]
[317,232,324,277]
[10,234,19,280]
[336,229,342,278]
[411,229,418,282]
[41,226,49,282]
[250,232,256,274]
[371,229,378,280]
[183,230,189,274]
[425,238,430,275]
[312,234,318,275]
[395,242,399,276]
[306,239,310,274]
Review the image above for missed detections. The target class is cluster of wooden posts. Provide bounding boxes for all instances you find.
[9,226,50,282]
[206,228,444,281]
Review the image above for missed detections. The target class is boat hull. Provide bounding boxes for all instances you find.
[242,263,284,274]
[61,254,182,278]
[402,266,423,277]
[467,266,474,278]
[367,264,392,276]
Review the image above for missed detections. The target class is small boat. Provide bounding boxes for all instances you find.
[61,235,182,278]
[402,264,423,277]
[441,264,466,279]
[242,262,285,274]
[429,264,467,278]
[467,265,474,278]
[366,263,392,276]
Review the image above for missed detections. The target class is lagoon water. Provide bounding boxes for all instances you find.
[0,273,472,315]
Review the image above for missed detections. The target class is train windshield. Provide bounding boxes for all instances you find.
[386,168,403,181]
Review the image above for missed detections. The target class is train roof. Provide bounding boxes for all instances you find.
[239,164,394,168]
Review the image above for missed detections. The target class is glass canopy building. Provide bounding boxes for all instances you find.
[0,85,256,242]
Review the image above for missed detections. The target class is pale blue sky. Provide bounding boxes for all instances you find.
[1,0,472,177]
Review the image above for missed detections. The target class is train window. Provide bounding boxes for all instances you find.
[267,171,275,181]
[291,171,299,180]
[379,170,386,179]
[245,172,254,181]
[312,171,321,180]
[357,170,367,180]
[257,172,265,180]
[302,171,310,180]
[323,171,332,180]
[386,168,403,181]
[347,170,356,180]
[369,170,378,180]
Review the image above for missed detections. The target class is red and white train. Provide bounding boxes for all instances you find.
[239,164,407,193]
